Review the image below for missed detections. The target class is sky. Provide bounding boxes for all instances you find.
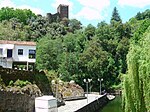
[0,0,150,26]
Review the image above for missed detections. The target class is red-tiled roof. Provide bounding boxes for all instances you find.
[0,40,36,46]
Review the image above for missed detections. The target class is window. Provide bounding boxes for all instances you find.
[7,49,13,58]
[18,49,23,55]
[0,48,3,55]
[29,50,36,59]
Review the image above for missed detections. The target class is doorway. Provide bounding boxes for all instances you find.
[7,49,13,58]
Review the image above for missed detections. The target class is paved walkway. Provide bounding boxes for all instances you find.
[58,94,103,112]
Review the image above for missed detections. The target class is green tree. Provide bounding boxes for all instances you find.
[0,7,36,24]
[27,16,67,41]
[69,19,82,33]
[123,26,150,112]
[95,18,131,89]
[58,32,84,81]
[0,19,26,40]
[111,7,122,23]
[79,39,109,90]
[84,24,96,40]
[36,34,63,70]
[135,9,150,20]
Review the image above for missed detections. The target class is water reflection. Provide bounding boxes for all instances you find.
[100,96,122,112]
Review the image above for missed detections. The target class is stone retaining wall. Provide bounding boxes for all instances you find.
[0,67,51,112]
[0,67,51,95]
[76,94,109,112]
[0,91,35,112]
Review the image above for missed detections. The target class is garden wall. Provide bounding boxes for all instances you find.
[0,90,35,112]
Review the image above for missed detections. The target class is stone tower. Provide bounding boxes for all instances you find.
[57,4,69,20]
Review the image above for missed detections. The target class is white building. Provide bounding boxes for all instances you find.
[0,40,36,70]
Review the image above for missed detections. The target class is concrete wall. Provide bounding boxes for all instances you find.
[76,94,109,112]
[0,91,35,112]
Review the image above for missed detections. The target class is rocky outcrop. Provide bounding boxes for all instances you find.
[62,83,84,99]
[4,84,42,96]
[52,81,84,100]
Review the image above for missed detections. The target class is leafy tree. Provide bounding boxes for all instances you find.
[135,9,150,20]
[58,32,85,81]
[36,35,63,70]
[60,17,69,27]
[84,24,96,40]
[111,7,122,23]
[58,52,79,81]
[79,39,110,90]
[69,19,82,32]
[27,16,67,41]
[123,26,150,112]
[0,19,26,40]
[97,21,107,28]
[0,7,36,24]
[132,19,150,43]
[47,22,67,38]
[95,17,131,89]
[96,22,110,41]
[136,12,143,20]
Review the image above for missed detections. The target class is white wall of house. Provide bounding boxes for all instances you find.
[0,43,36,69]
[0,44,14,57]
[13,45,36,63]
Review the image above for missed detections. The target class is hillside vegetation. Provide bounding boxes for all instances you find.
[0,7,150,111]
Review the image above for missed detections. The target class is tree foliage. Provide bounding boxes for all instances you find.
[0,6,149,96]
[68,19,82,32]
[0,7,36,24]
[36,15,132,91]
[135,9,150,20]
[36,35,63,70]
[111,7,122,23]
[122,26,150,112]
[84,24,96,40]
[0,19,26,40]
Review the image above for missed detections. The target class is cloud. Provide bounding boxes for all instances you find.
[75,0,110,21]
[0,0,44,15]
[75,7,102,20]
[77,0,110,11]
[51,0,73,10]
[0,0,15,8]
[118,0,150,8]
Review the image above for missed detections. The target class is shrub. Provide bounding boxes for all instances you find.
[9,80,14,86]
[13,79,31,87]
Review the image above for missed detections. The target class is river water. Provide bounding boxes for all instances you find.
[100,96,122,112]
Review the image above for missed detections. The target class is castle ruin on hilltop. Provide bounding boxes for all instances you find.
[47,4,69,22]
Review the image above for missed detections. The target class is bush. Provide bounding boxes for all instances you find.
[110,83,122,90]
[9,80,14,86]
[13,79,31,87]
